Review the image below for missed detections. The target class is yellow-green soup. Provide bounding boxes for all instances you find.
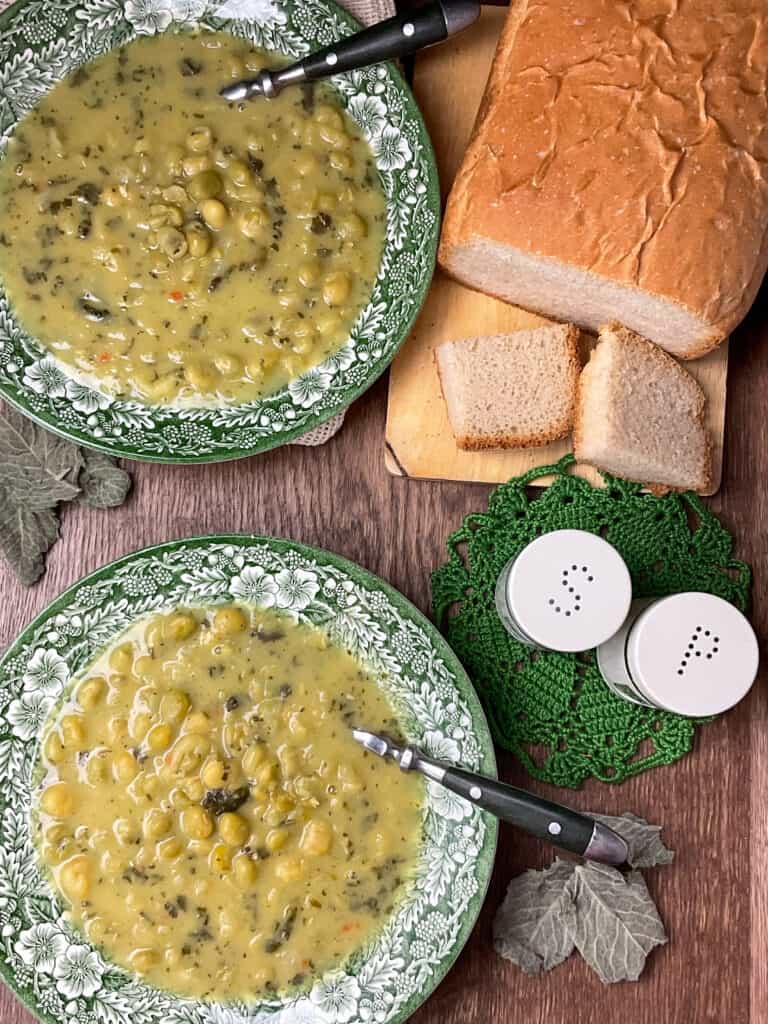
[0,32,386,404]
[36,606,423,1001]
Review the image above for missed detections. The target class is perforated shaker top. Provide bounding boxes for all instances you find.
[504,529,632,653]
[627,592,759,716]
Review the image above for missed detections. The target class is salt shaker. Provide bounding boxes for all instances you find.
[494,529,633,653]
[596,592,759,716]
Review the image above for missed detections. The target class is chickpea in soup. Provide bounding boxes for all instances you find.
[35,606,423,1000]
[0,32,386,404]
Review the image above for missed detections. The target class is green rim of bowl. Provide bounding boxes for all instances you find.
[0,535,496,1024]
[0,0,439,462]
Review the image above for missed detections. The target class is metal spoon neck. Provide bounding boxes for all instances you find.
[220,64,307,102]
[583,821,630,866]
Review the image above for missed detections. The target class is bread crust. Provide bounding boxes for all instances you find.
[573,322,713,493]
[438,0,768,355]
[435,324,581,451]
[455,431,565,451]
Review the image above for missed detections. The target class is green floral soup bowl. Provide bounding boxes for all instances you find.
[0,536,497,1024]
[0,0,439,462]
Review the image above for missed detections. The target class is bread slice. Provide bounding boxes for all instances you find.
[435,324,581,450]
[574,323,712,492]
[438,0,768,359]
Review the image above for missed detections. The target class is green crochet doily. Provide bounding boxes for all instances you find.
[431,456,752,788]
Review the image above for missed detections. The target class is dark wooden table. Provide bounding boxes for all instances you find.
[3,0,768,1014]
[1,284,766,1023]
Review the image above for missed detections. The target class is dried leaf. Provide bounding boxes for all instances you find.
[562,863,667,983]
[76,449,131,508]
[0,403,81,508]
[0,402,131,584]
[0,485,60,586]
[494,813,673,984]
[493,859,576,974]
[592,812,674,869]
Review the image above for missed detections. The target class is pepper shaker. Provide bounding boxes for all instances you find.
[596,592,759,715]
[494,529,633,653]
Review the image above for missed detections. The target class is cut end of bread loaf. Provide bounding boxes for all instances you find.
[436,324,580,450]
[439,238,723,361]
[574,322,712,492]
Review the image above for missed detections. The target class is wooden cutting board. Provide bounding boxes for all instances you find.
[384,6,727,494]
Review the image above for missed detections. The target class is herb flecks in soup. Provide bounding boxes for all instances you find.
[36,606,422,1001]
[0,32,386,405]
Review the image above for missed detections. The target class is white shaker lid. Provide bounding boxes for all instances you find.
[626,592,759,716]
[504,529,632,653]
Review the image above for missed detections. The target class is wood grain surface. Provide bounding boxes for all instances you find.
[2,9,767,1024]
[385,7,728,493]
[1,289,767,1023]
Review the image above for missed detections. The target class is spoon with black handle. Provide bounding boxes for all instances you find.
[220,0,480,101]
[352,729,629,865]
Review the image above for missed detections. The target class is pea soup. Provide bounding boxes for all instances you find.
[0,32,386,404]
[35,605,423,1000]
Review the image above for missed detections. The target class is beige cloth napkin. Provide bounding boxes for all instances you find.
[344,0,397,27]
[0,0,397,446]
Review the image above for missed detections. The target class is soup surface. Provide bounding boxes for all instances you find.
[0,32,386,404]
[35,605,423,1001]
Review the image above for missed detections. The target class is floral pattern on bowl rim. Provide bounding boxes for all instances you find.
[0,535,497,1024]
[0,0,439,462]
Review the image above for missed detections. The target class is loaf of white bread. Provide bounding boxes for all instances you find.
[439,0,768,359]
